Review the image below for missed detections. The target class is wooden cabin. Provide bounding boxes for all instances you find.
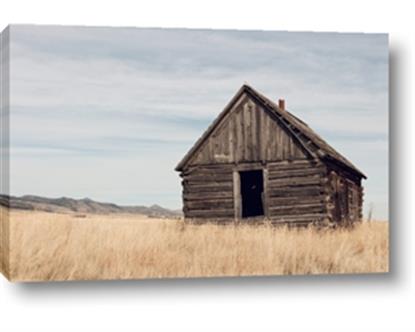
[175,84,366,226]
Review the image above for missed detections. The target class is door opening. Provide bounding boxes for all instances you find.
[239,169,264,218]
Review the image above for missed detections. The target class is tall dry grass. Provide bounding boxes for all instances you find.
[6,209,388,281]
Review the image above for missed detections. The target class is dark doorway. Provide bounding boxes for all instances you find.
[240,169,264,218]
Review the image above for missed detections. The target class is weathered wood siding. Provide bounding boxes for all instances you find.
[327,169,363,224]
[266,160,329,224]
[181,160,333,225]
[181,164,234,219]
[189,95,307,166]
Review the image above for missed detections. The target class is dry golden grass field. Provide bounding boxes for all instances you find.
[2,209,388,281]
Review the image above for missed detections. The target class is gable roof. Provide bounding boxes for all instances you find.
[175,84,366,179]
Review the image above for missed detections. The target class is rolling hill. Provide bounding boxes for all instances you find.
[0,194,182,218]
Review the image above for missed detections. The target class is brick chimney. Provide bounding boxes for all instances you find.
[278,99,285,111]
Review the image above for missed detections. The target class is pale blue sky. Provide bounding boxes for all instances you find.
[8,25,388,219]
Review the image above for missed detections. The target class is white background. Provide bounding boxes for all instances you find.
[0,1,413,331]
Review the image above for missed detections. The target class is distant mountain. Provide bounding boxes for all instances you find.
[0,194,182,218]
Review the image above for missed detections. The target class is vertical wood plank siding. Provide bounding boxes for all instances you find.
[190,97,307,166]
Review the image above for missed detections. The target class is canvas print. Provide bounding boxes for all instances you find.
[0,25,388,282]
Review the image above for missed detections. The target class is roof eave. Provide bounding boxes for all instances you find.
[320,153,367,180]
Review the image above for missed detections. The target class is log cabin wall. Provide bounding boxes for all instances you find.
[266,160,329,225]
[327,168,363,224]
[180,159,331,225]
[181,164,235,220]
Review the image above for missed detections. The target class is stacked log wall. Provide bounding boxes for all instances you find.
[181,160,363,225]
[325,168,363,224]
[181,164,234,220]
[266,160,330,224]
